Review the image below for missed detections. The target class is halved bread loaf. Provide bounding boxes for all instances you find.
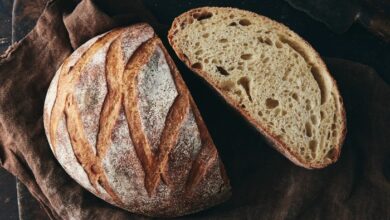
[168,7,346,168]
[43,23,230,217]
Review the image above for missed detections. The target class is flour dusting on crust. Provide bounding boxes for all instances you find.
[138,46,178,152]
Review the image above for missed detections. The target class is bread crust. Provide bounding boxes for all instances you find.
[44,23,230,217]
[168,7,347,169]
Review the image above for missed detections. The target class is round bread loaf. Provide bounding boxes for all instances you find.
[43,23,230,217]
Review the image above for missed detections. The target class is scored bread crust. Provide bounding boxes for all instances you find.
[168,7,347,169]
[43,23,230,217]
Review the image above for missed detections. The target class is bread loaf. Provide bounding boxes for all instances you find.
[168,7,346,168]
[43,23,230,217]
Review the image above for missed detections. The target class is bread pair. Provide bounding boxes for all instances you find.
[44,7,346,217]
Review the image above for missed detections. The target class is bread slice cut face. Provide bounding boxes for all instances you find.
[168,7,346,168]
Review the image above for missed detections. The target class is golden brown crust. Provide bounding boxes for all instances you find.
[168,7,347,169]
[64,93,123,204]
[50,28,125,152]
[49,28,126,204]
[158,43,228,193]
[44,23,230,217]
[126,37,192,195]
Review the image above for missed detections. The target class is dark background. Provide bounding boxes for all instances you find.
[0,0,388,219]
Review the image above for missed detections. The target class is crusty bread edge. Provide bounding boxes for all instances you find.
[158,39,232,215]
[167,7,347,169]
[43,23,231,217]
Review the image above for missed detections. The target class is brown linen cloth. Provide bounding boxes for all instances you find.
[0,0,389,219]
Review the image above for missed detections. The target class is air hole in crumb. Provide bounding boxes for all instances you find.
[204,59,209,64]
[239,19,251,26]
[265,38,273,46]
[219,38,228,43]
[229,14,234,19]
[258,37,265,44]
[195,42,200,47]
[191,62,202,69]
[229,22,237,26]
[305,100,312,111]
[291,93,299,101]
[237,77,252,102]
[212,59,218,64]
[241,104,246,108]
[193,11,213,21]
[311,66,327,104]
[320,111,325,120]
[216,66,230,76]
[263,57,270,63]
[311,115,318,125]
[282,110,287,116]
[309,140,318,157]
[282,68,291,81]
[195,50,203,55]
[275,108,281,115]
[305,122,312,137]
[281,128,286,133]
[241,54,252,60]
[221,80,235,91]
[202,33,209,38]
[258,111,263,116]
[266,98,279,109]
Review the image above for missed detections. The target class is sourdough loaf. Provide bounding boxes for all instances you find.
[43,23,230,217]
[168,7,346,168]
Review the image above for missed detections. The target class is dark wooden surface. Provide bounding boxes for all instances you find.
[0,171,18,220]
[0,0,389,219]
[0,1,19,219]
[0,0,12,51]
